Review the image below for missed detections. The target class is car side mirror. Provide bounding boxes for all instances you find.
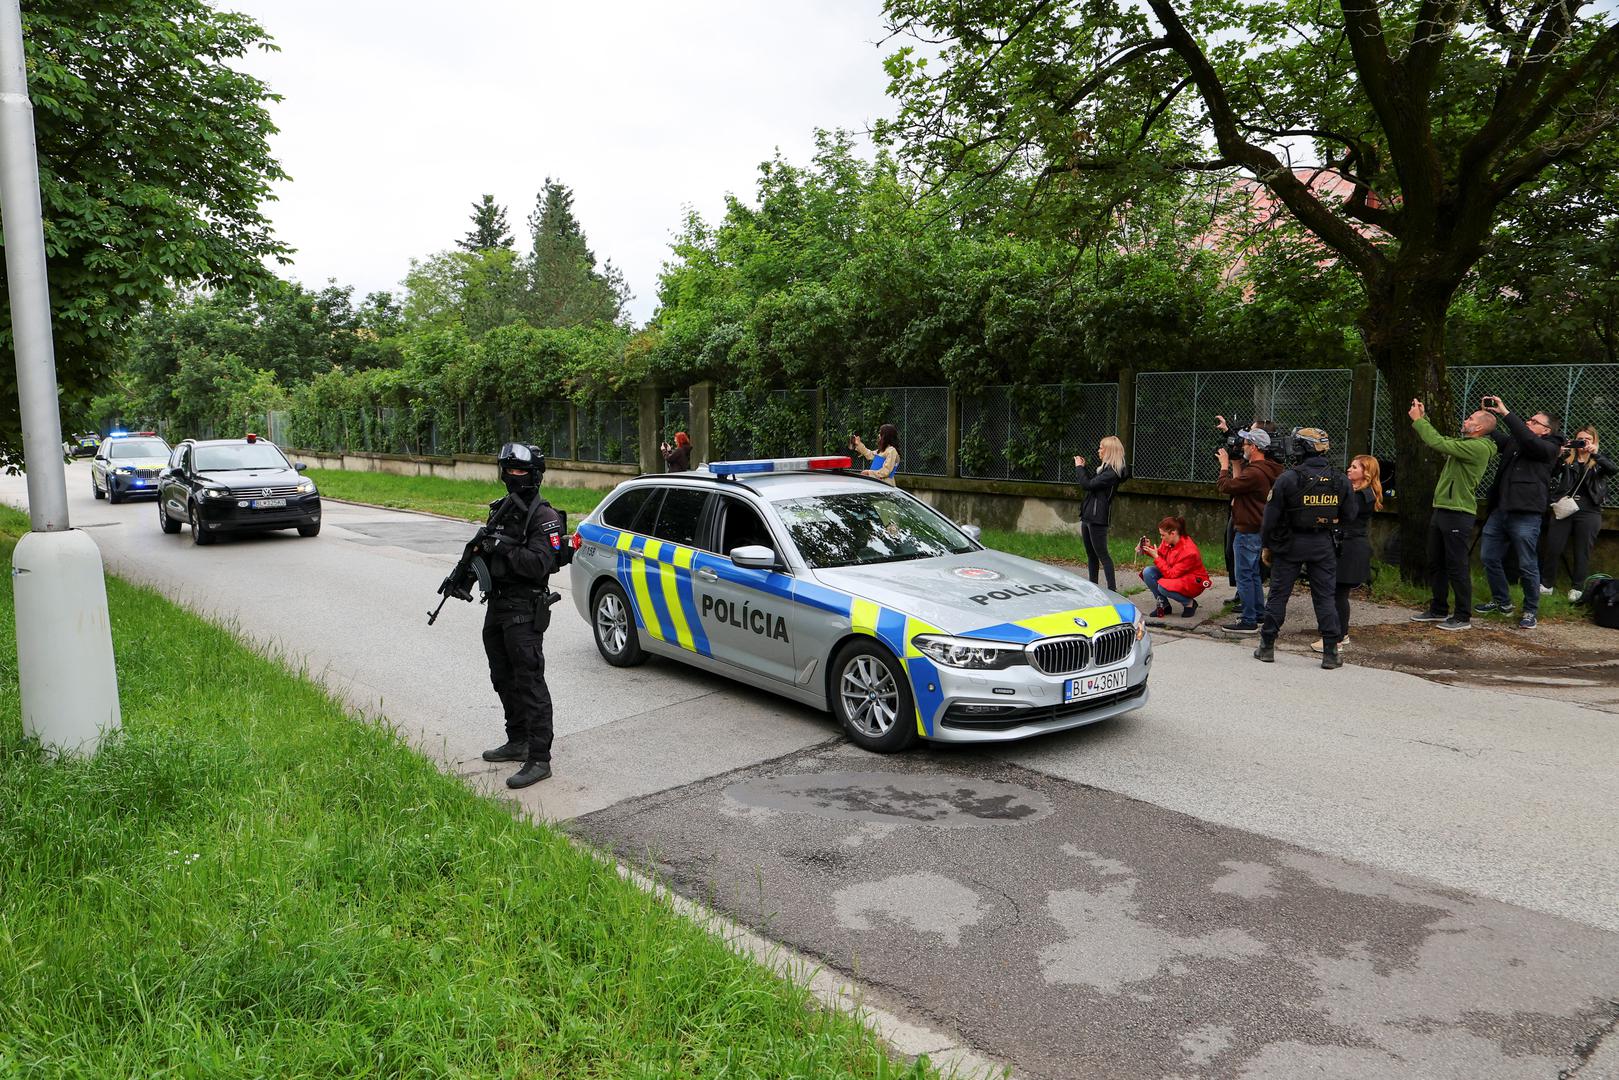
[293,461,307,472]
[961,524,983,543]
[730,545,780,570]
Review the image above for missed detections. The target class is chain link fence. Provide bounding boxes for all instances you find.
[662,396,690,444]
[574,400,638,465]
[1133,369,1355,482]
[711,389,817,461]
[958,384,1119,483]
[1374,364,1619,507]
[823,386,949,476]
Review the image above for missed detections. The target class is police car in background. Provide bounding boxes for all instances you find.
[569,456,1152,752]
[90,432,171,502]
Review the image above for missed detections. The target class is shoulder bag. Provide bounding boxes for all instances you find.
[1551,462,1590,521]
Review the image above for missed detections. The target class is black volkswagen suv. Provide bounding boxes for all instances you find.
[157,435,321,545]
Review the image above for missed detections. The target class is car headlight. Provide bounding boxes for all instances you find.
[297,479,316,494]
[204,488,225,499]
[115,465,135,474]
[911,634,1026,669]
[1134,609,1146,641]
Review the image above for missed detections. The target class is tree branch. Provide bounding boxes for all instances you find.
[1146,0,1389,277]
[1403,0,1468,96]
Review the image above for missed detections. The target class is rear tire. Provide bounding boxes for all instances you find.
[158,500,180,534]
[189,503,215,546]
[829,639,918,753]
[92,475,105,500]
[297,522,320,537]
[591,581,646,667]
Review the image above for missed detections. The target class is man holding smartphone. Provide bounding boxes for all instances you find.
[1476,396,1561,628]
[1408,399,1497,631]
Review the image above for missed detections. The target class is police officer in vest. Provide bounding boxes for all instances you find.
[1254,427,1358,670]
[479,443,571,787]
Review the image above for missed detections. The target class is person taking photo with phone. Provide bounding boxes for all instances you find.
[1476,396,1561,628]
[1074,436,1129,590]
[1540,425,1616,601]
[1408,398,1497,631]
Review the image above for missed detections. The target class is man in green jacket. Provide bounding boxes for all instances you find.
[1408,398,1498,630]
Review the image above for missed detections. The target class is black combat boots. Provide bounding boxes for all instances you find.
[481,740,526,762]
[1253,638,1275,663]
[1321,642,1343,670]
[506,760,552,789]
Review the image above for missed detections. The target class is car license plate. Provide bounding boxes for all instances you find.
[1064,668,1128,702]
[251,498,287,509]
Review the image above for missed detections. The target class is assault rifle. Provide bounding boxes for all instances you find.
[427,495,524,626]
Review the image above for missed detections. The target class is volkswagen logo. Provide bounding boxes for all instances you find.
[1072,616,1089,628]
[260,488,271,497]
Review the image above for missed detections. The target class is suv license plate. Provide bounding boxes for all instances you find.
[251,498,287,509]
[1064,668,1128,702]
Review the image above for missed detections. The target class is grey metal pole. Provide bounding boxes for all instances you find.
[0,0,68,532]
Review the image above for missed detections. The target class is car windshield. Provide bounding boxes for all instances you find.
[108,439,167,459]
[194,443,288,471]
[773,491,978,569]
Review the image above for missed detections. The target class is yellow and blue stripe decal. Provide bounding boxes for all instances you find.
[581,522,713,656]
[960,602,1138,644]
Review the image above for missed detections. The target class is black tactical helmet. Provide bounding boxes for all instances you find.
[496,442,545,493]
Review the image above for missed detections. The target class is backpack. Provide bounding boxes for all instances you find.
[1582,575,1619,630]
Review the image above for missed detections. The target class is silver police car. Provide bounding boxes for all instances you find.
[569,457,1152,752]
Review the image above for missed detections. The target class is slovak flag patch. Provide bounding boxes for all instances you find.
[550,531,562,549]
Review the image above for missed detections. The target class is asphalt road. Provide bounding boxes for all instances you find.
[8,463,1619,1080]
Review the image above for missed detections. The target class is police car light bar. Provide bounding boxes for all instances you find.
[708,455,853,476]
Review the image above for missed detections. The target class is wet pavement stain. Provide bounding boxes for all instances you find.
[723,769,1052,827]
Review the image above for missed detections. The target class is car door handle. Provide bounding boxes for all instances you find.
[696,568,719,582]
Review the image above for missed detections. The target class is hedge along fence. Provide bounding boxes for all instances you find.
[824,386,950,477]
[711,389,818,461]
[959,384,1119,483]
[280,401,585,461]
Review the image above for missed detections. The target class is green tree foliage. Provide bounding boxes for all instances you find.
[458,194,514,252]
[879,0,1619,574]
[526,178,629,327]
[5,0,289,462]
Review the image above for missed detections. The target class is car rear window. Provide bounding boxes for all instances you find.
[601,486,659,532]
[774,491,976,569]
[648,488,708,547]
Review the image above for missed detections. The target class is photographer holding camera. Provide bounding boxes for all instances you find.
[1540,425,1616,601]
[1475,396,1560,628]
[1215,419,1282,634]
[660,431,692,472]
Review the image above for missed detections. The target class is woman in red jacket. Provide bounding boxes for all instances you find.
[1139,515,1211,618]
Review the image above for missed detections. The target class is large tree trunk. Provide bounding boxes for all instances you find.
[1359,273,1460,583]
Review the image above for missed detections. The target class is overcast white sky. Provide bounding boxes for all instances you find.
[226,1,899,326]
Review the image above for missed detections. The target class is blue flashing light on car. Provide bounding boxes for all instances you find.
[708,455,853,477]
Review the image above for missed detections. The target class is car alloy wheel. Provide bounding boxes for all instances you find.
[189,504,215,546]
[591,581,645,667]
[830,641,917,753]
[158,499,180,535]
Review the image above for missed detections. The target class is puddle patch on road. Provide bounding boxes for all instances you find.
[724,770,1052,828]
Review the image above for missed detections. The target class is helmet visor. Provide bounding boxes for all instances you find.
[498,442,534,465]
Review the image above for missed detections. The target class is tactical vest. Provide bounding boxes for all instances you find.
[1285,461,1344,531]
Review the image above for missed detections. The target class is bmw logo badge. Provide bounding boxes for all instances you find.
[1073,616,1089,628]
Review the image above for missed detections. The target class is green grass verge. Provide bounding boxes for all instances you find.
[0,504,935,1078]
[307,468,606,523]
[1367,561,1580,622]
[980,528,1228,575]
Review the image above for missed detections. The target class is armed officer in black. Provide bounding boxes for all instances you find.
[479,443,570,788]
[1255,427,1358,670]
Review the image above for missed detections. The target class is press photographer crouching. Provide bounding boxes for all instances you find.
[1541,425,1616,602]
[1255,428,1356,670]
[1139,516,1212,618]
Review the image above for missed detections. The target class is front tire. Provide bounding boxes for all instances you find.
[189,503,215,546]
[158,500,180,534]
[107,482,124,504]
[92,475,105,499]
[592,581,646,667]
[297,522,320,537]
[830,639,918,753]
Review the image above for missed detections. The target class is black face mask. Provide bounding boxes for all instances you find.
[502,469,537,495]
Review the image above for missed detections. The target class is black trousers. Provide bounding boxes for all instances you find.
[1261,534,1340,644]
[483,613,554,763]
[1081,521,1115,591]
[1335,584,1354,640]
[1540,508,1603,592]
[1427,509,1475,616]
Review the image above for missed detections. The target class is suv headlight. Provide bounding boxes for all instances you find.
[297,479,316,494]
[115,465,135,474]
[204,487,225,499]
[1133,610,1146,641]
[911,634,1026,669]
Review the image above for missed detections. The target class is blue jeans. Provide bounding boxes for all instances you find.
[1143,566,1191,609]
[1233,531,1264,624]
[1481,509,1543,614]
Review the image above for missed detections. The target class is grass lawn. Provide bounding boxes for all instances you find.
[307,468,606,523]
[0,504,936,1078]
[1367,561,1581,622]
